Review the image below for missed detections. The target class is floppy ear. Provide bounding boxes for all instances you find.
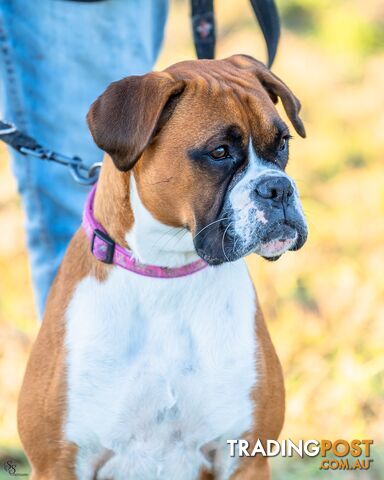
[226,54,306,138]
[87,73,186,171]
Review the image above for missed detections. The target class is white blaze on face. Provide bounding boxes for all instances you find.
[229,142,280,244]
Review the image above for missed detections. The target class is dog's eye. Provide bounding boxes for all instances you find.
[278,135,291,151]
[209,146,229,160]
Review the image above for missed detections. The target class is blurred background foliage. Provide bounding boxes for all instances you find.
[0,0,383,478]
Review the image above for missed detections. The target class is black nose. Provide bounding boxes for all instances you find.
[255,176,293,202]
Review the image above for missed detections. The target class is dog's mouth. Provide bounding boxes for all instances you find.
[259,235,297,257]
[257,220,307,261]
[194,218,307,265]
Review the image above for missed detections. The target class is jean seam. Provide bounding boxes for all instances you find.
[0,19,27,129]
[0,15,55,264]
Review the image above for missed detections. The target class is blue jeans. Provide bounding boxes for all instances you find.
[0,0,168,316]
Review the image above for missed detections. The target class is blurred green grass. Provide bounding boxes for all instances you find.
[1,0,383,478]
[271,450,384,479]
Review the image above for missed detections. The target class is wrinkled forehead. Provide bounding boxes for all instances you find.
[165,60,288,146]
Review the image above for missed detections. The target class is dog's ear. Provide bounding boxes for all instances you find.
[226,54,306,138]
[87,73,186,171]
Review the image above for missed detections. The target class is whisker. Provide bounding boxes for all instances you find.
[221,222,232,262]
[232,236,240,256]
[157,227,186,252]
[193,217,230,241]
[168,228,189,250]
[147,226,184,257]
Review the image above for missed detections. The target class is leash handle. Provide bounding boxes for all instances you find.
[190,0,280,68]
[0,121,100,185]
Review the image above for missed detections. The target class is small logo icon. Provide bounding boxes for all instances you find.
[197,19,212,39]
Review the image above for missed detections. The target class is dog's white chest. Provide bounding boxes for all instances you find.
[64,261,257,480]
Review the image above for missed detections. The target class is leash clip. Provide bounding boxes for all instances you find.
[68,157,102,186]
[0,121,17,135]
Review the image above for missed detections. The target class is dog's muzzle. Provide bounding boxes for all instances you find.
[193,172,308,265]
[251,174,307,259]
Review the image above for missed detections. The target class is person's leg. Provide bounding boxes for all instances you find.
[0,0,168,316]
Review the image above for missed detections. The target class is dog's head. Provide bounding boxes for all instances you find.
[87,55,307,264]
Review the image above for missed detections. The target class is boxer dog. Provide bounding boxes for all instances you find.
[18,55,307,480]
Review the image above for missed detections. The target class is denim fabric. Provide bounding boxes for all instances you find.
[0,0,168,316]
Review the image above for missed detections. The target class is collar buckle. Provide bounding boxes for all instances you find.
[91,228,115,264]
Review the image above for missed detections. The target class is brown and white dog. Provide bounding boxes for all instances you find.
[18,55,307,480]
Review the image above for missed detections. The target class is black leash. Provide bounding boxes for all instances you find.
[191,0,216,60]
[0,121,101,185]
[0,1,280,185]
[249,0,280,68]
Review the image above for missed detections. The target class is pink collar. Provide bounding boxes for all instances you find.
[82,184,208,278]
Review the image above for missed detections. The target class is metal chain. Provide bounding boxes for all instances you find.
[0,121,101,185]
[18,146,101,185]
